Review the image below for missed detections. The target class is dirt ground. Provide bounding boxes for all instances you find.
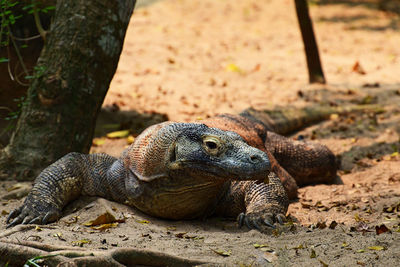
[1,0,400,266]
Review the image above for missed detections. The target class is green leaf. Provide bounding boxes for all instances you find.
[0,57,9,63]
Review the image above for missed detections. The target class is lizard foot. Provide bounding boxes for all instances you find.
[6,197,61,228]
[238,210,286,231]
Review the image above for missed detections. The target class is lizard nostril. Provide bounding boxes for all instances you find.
[249,155,260,163]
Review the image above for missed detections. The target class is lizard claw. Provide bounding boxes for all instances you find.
[6,196,61,228]
[6,206,22,224]
[263,216,275,228]
[237,211,286,231]
[276,213,286,225]
[238,212,245,228]
[238,212,263,231]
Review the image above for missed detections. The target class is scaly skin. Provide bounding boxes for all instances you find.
[202,114,337,199]
[7,112,337,231]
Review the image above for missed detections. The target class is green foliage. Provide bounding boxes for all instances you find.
[22,2,55,14]
[25,64,46,80]
[23,254,58,267]
[5,96,26,121]
[1,0,21,49]
[0,0,55,63]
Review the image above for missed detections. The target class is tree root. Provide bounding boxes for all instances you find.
[0,239,211,266]
[0,224,56,238]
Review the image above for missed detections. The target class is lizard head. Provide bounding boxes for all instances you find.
[126,122,270,183]
[167,123,271,181]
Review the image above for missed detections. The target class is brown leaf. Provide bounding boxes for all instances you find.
[329,221,338,229]
[352,61,366,75]
[83,211,124,227]
[375,224,390,235]
[252,63,261,72]
[316,222,327,229]
[1,210,9,216]
[175,232,187,238]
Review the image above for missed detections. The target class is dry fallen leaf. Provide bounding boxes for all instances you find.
[352,61,366,75]
[225,63,242,73]
[368,246,385,251]
[375,224,390,235]
[329,221,338,229]
[330,113,339,120]
[211,248,231,257]
[83,211,124,227]
[6,183,23,192]
[72,239,92,247]
[310,248,317,258]
[1,210,9,216]
[253,243,269,248]
[53,232,66,241]
[91,222,119,231]
[175,232,187,238]
[319,259,329,267]
[126,135,135,144]
[106,130,130,139]
[136,219,150,224]
[92,138,106,146]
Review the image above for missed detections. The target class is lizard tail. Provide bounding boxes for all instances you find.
[240,104,384,135]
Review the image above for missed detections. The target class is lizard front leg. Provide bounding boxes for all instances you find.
[216,173,289,231]
[6,152,126,228]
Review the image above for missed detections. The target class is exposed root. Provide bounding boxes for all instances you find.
[0,239,211,266]
[0,224,36,238]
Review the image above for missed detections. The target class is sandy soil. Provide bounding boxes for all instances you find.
[1,0,400,266]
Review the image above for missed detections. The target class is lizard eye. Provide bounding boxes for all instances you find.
[203,136,222,155]
[205,140,217,150]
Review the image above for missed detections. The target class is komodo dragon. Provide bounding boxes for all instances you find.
[6,110,337,231]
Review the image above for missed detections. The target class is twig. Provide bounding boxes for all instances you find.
[6,40,15,81]
[32,1,46,41]
[8,27,29,76]
[11,34,41,42]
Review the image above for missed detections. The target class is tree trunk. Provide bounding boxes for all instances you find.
[0,0,136,180]
[294,0,326,84]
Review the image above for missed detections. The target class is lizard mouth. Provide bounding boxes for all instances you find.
[168,158,270,182]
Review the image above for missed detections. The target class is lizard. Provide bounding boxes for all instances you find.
[6,110,337,231]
